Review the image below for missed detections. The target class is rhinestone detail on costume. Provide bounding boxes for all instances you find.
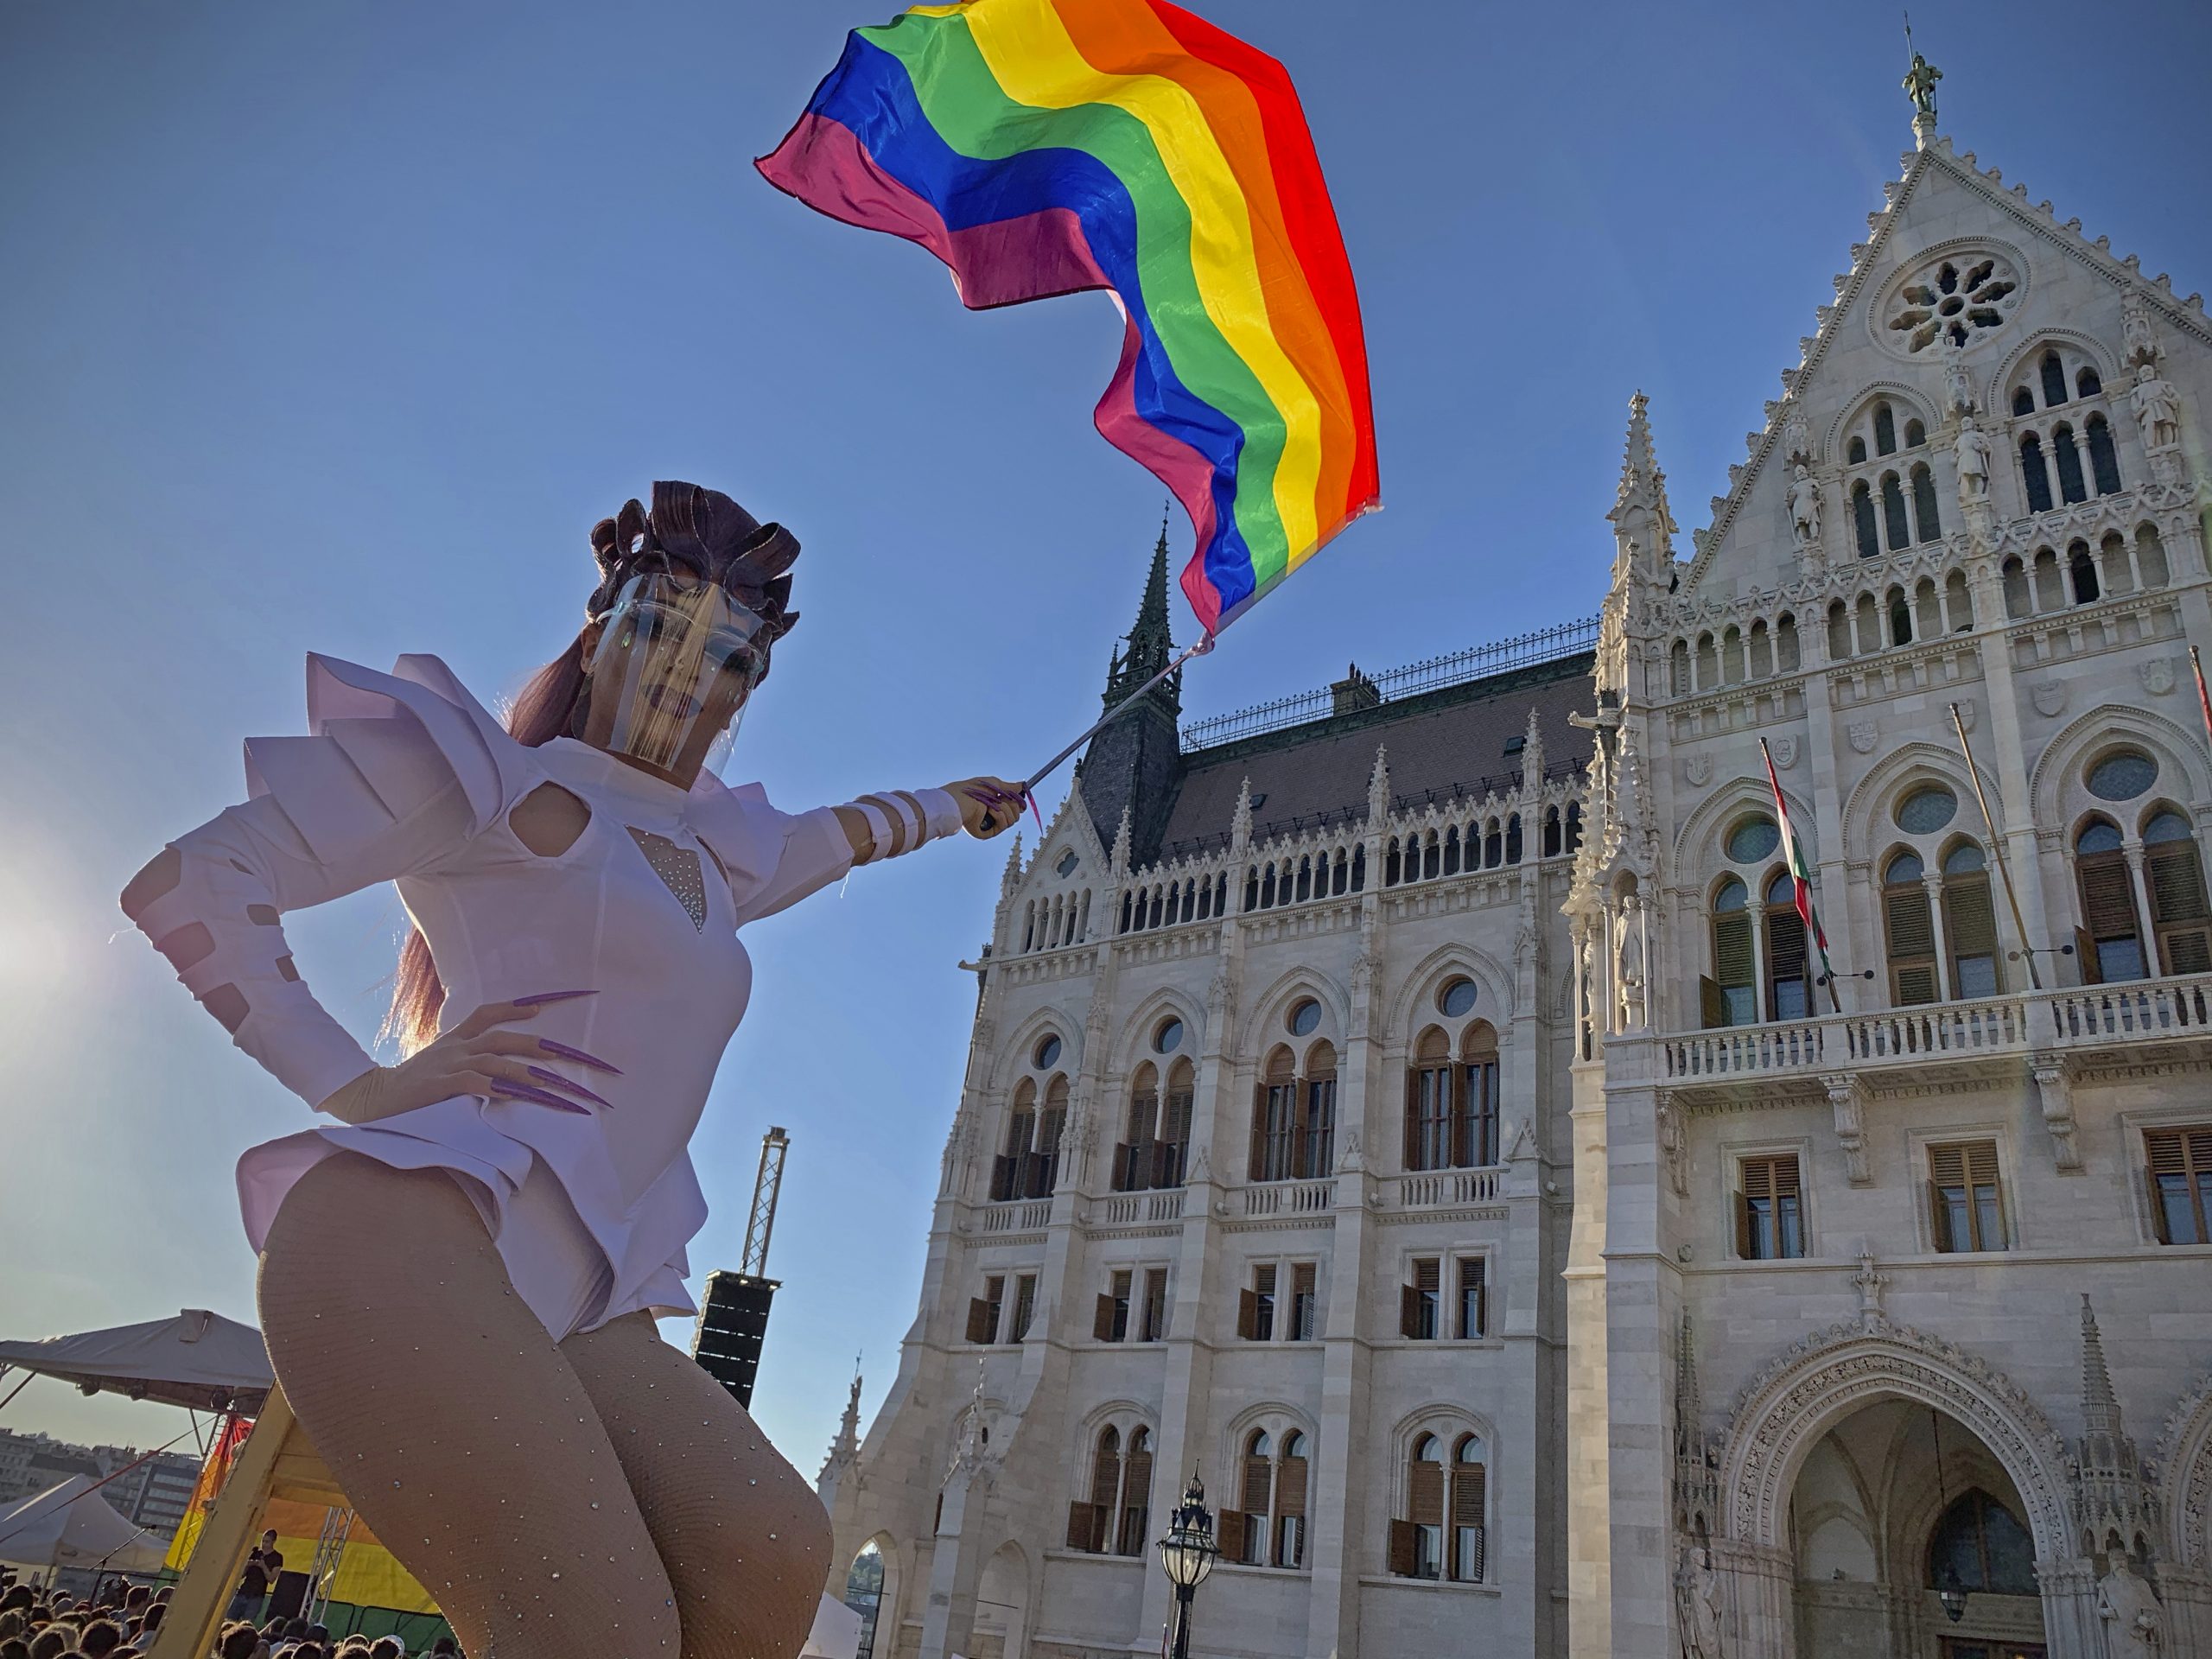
[626,828,708,931]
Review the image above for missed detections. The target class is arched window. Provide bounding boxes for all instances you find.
[1116,1427,1154,1556]
[1405,1027,1453,1172]
[1847,435,1868,465]
[1396,1434,1446,1580]
[994,1078,1038,1201]
[2075,817,2144,983]
[1275,1432,1309,1568]
[2033,548,2065,612]
[1483,818,1503,868]
[1160,1058,1195,1188]
[1706,878,1754,1027]
[1031,1077,1068,1198]
[1250,1046,1299,1183]
[2069,543,2100,605]
[2077,365,2103,397]
[1852,481,1880,559]
[1904,416,1926,448]
[1670,639,1691,696]
[1928,1490,2037,1598]
[1888,587,1912,647]
[1827,600,1853,660]
[1883,851,1938,1007]
[1441,828,1460,878]
[1722,626,1745,684]
[1914,579,1942,641]
[1505,815,1522,864]
[1303,1042,1339,1179]
[1076,1427,1120,1554]
[1564,802,1584,855]
[1748,619,1772,679]
[2020,434,2053,513]
[2145,810,2212,976]
[1910,463,1942,543]
[1944,569,1974,632]
[2000,557,2031,619]
[1776,612,1802,670]
[1423,831,1441,880]
[1764,871,1811,1020]
[1237,1430,1274,1566]
[1116,1063,1160,1193]
[1543,805,1562,858]
[2086,414,2120,495]
[2040,350,2069,409]
[2139,525,2171,589]
[2053,424,2088,504]
[2011,385,2035,417]
[1457,1023,1501,1167]
[1856,593,1881,656]
[1942,842,2000,998]
[1450,1434,1487,1583]
[1874,403,1897,455]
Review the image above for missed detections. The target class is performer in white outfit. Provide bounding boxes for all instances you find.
[123,482,1024,1659]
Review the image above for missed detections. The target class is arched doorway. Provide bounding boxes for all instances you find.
[1789,1401,2046,1658]
[970,1541,1030,1659]
[843,1535,899,1659]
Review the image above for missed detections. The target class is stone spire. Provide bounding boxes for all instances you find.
[2074,1294,2158,1562]
[1520,709,1544,797]
[1077,518,1185,867]
[1366,747,1391,824]
[817,1362,865,1503]
[1672,1310,1719,1539]
[1608,391,1678,591]
[1000,832,1024,898]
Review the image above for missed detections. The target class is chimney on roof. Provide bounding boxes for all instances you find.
[1330,663,1381,716]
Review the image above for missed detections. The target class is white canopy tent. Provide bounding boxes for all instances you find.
[0,1307,271,1414]
[0,1476,169,1576]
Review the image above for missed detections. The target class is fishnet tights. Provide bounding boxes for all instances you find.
[258,1154,825,1658]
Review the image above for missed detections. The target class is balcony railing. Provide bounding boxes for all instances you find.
[1660,972,2212,1085]
[1396,1168,1503,1208]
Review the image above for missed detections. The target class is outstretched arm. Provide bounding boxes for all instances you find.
[830,776,1026,864]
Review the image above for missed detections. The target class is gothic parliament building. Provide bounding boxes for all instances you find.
[812,61,2212,1659]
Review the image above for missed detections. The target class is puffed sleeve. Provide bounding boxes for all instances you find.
[124,653,531,1108]
[687,779,855,928]
[731,802,856,925]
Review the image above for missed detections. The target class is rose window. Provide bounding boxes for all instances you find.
[1884,252,2021,354]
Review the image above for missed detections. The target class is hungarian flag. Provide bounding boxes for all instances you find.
[1759,737,1839,1010]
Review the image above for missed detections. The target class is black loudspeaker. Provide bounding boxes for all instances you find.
[690,1269,779,1409]
[267,1568,311,1622]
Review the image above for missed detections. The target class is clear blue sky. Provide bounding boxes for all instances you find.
[3,0,2207,1478]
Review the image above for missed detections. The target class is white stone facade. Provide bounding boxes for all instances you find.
[822,99,2212,1659]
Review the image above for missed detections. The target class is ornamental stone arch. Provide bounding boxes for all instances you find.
[1826,380,1942,460]
[986,1007,1083,1093]
[1072,1396,1157,1465]
[1386,1402,1502,1519]
[1244,964,1349,1052]
[2028,702,2212,836]
[1384,942,1515,1046]
[1991,325,2120,411]
[1716,1321,2074,1560]
[1670,772,1819,873]
[1221,1399,1319,1469]
[1837,741,2004,869]
[2152,1372,2212,1567]
[1110,986,1206,1077]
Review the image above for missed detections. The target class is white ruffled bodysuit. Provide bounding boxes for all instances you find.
[137,653,854,1342]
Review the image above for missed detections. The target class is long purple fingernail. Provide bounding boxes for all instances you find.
[537,1039,621,1074]
[528,1066,613,1109]
[489,1081,592,1115]
[514,989,598,1007]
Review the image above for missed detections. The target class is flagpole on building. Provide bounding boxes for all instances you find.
[1948,701,2042,990]
[1756,737,1843,1013]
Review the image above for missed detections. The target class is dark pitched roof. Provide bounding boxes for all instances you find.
[1154,652,1596,857]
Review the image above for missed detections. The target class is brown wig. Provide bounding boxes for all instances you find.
[382,481,798,1056]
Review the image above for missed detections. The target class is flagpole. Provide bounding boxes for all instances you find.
[2190,645,2212,745]
[1948,701,2042,990]
[1757,736,1842,1013]
[1020,635,1216,797]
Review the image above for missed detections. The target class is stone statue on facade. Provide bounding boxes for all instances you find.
[1674,1542,1726,1659]
[2098,1557,2164,1657]
[1942,334,1975,415]
[1902,51,1942,123]
[2133,364,2181,450]
[1955,418,1993,499]
[1785,463,1821,546]
[1617,893,1647,1028]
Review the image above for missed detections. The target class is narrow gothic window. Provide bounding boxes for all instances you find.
[2075,817,2144,983]
[1456,1024,1500,1167]
[1404,1027,1453,1172]
[1275,1433,1309,1568]
[1881,473,1910,550]
[2139,526,2171,588]
[1117,1428,1154,1556]
[2053,425,2088,504]
[1236,1431,1273,1565]
[2012,385,2035,417]
[2087,414,2121,494]
[1904,417,1925,448]
[1874,403,1897,455]
[1394,1434,1446,1580]
[2040,350,2068,409]
[2019,434,2053,512]
[1911,463,1942,543]
[1764,871,1811,1020]
[2076,365,2103,397]
[1565,803,1583,854]
[1543,806,1561,858]
[2145,810,2212,975]
[1505,815,1522,864]
[1303,1043,1338,1178]
[1942,842,2000,998]
[1706,878,1754,1027]
[1852,482,1879,559]
[1450,1436,1487,1583]
[995,1079,1037,1201]
[1847,435,1867,465]
[1251,1045,1299,1183]
[1883,851,1938,1007]
[2069,543,2100,605]
[1116,1063,1160,1193]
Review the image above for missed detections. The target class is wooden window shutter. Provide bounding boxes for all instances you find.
[1774,1154,1802,1197]
[1242,1452,1273,1521]
[1885,884,1938,1005]
[1451,1464,1486,1529]
[1700,974,1730,1030]
[1250,1082,1270,1180]
[1277,1453,1308,1518]
[965,1297,993,1345]
[2076,925,2103,984]
[1929,1143,1967,1185]
[1400,1283,1422,1339]
[1217,1510,1247,1563]
[2145,1129,2183,1244]
[1066,1501,1098,1552]
[1408,1459,1445,1527]
[1965,1141,1999,1185]
[1713,911,1753,990]
[1416,1257,1442,1295]
[1947,877,1999,958]
[1122,1446,1154,1524]
[1093,1294,1116,1343]
[2151,845,2211,921]
[1238,1287,1258,1341]
[1767,906,1808,998]
[1403,1069,1421,1171]
[1388,1517,1419,1578]
[2080,856,2139,938]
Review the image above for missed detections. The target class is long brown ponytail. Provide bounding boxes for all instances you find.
[380,630,590,1055]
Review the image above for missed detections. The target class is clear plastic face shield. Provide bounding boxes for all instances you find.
[582,572,771,783]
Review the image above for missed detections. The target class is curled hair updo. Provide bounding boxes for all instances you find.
[384,481,800,1054]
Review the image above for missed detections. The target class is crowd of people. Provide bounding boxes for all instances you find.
[0,1567,457,1659]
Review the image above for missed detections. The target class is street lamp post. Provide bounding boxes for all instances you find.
[1155,1470,1219,1659]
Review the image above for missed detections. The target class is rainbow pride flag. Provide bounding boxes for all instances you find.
[759,0,1379,635]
